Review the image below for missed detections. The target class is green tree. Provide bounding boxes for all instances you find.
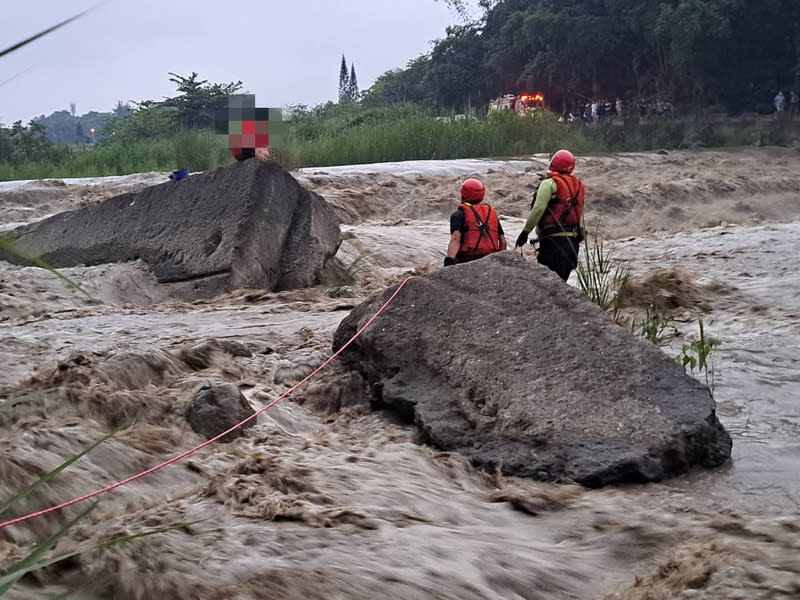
[0,120,63,164]
[362,56,434,105]
[380,0,800,113]
[349,62,359,102]
[113,101,131,117]
[107,102,178,140]
[107,72,241,140]
[425,25,486,108]
[339,55,351,103]
[164,71,242,129]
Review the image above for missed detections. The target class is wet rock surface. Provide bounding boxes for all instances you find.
[186,381,256,442]
[2,160,341,300]
[334,252,732,486]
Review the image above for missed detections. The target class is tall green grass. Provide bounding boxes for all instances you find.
[0,130,232,181]
[0,139,174,181]
[172,129,232,172]
[575,233,632,322]
[3,104,798,181]
[279,109,597,167]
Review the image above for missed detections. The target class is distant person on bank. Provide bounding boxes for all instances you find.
[774,91,786,112]
[444,178,507,266]
[515,149,586,282]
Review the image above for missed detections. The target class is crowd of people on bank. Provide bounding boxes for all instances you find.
[562,90,800,122]
[558,97,676,124]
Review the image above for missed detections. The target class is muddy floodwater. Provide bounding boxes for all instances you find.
[612,223,800,513]
[2,149,800,599]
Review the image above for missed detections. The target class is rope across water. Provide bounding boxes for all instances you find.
[0,277,413,531]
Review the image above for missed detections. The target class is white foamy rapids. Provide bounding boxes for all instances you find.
[299,157,544,178]
[0,172,167,193]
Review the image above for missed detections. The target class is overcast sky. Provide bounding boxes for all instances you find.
[1,0,474,125]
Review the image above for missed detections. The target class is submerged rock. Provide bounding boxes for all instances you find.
[333,252,732,487]
[2,160,341,300]
[186,381,255,442]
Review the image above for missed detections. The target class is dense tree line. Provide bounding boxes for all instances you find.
[32,104,128,144]
[0,121,62,164]
[366,0,800,114]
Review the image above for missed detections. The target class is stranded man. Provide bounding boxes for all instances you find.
[515,150,585,281]
[444,178,507,266]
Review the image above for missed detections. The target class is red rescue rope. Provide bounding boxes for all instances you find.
[0,276,414,530]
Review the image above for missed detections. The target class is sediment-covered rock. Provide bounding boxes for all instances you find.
[333,252,732,487]
[186,381,255,442]
[2,160,341,299]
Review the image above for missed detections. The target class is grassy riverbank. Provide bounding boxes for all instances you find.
[1,106,797,181]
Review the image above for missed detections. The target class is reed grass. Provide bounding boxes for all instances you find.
[276,109,596,167]
[577,237,718,391]
[575,233,632,321]
[5,104,789,181]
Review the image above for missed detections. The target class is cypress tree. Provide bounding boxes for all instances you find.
[349,63,359,102]
[338,54,350,103]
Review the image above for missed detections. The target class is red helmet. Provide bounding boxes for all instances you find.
[549,149,576,174]
[460,178,485,202]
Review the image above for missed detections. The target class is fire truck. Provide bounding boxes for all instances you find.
[488,93,545,116]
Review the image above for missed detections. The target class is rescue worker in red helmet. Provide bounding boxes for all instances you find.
[515,149,585,281]
[444,178,507,266]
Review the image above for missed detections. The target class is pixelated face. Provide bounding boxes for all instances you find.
[215,94,270,160]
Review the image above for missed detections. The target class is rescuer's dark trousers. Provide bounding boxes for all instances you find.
[538,235,580,281]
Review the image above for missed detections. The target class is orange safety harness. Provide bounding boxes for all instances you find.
[459,203,501,256]
[539,173,585,233]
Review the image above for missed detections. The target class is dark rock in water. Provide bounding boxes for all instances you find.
[2,160,341,300]
[333,252,732,487]
[186,381,255,442]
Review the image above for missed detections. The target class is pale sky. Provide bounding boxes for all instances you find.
[1,0,474,125]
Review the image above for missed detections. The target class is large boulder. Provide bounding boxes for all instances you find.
[186,381,255,442]
[1,160,341,299]
[332,252,732,487]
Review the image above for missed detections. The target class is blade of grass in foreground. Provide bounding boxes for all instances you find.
[0,521,198,596]
[0,430,118,519]
[0,237,91,298]
[0,503,97,594]
[0,4,106,60]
